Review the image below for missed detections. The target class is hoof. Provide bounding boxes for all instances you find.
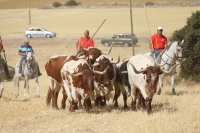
[15,94,19,99]
[124,105,129,109]
[172,88,177,95]
[148,110,153,115]
[157,89,161,95]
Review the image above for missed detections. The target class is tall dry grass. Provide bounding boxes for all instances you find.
[0,7,199,38]
[0,38,200,133]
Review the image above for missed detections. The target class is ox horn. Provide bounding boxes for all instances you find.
[120,71,128,75]
[93,66,109,75]
[129,63,146,74]
[110,56,120,64]
[160,64,179,74]
[92,62,99,67]
[70,72,83,77]
[101,44,113,55]
[156,59,168,67]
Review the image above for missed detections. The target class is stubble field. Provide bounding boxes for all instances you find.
[0,3,200,133]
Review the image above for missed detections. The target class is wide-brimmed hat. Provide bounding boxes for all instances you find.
[24,38,30,43]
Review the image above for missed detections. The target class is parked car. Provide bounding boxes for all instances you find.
[25,27,56,38]
[101,33,138,47]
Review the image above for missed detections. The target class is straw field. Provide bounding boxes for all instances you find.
[0,3,200,133]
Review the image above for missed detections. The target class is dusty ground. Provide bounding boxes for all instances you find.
[0,5,200,133]
[0,38,200,133]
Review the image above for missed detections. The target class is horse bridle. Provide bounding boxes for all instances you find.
[26,55,37,75]
[161,44,183,66]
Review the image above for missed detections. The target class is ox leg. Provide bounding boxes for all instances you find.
[141,96,146,110]
[52,83,61,109]
[68,100,75,112]
[145,98,152,114]
[100,96,106,106]
[113,81,120,108]
[158,74,164,95]
[84,98,91,113]
[34,77,40,97]
[77,94,83,109]
[170,71,176,95]
[105,90,111,111]
[121,86,129,109]
[123,94,128,109]
[130,86,137,111]
[61,88,67,109]
[95,95,100,107]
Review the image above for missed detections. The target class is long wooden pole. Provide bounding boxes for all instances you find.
[143,4,151,36]
[130,0,135,56]
[28,0,31,24]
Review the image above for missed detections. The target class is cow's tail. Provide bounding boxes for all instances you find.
[46,87,52,106]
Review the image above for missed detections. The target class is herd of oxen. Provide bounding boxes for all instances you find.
[44,39,184,114]
[0,40,184,114]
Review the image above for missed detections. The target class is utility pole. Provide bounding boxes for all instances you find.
[28,0,31,24]
[130,0,135,56]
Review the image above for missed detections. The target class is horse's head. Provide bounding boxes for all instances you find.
[26,52,35,69]
[176,40,184,62]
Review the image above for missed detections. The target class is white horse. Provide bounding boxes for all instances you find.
[0,53,6,98]
[14,52,40,99]
[146,40,184,95]
[158,40,184,95]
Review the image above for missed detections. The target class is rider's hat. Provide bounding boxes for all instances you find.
[24,38,30,43]
[157,26,163,30]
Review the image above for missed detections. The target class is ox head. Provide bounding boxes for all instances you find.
[69,67,108,99]
[129,63,178,93]
[82,44,114,64]
[93,55,120,88]
[176,40,184,62]
[26,52,35,69]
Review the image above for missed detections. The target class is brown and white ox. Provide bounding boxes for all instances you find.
[45,55,77,109]
[60,59,107,112]
[92,55,119,111]
[45,45,113,110]
[126,54,177,114]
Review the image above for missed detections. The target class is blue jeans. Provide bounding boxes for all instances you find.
[19,56,26,73]
[150,49,163,60]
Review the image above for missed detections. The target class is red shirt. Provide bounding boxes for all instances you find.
[151,34,167,49]
[76,37,94,51]
[0,42,3,49]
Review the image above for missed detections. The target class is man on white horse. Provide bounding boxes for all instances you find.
[149,26,168,62]
[18,38,42,76]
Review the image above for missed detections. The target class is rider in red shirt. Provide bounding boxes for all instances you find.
[75,30,94,57]
[0,36,12,80]
[149,26,168,59]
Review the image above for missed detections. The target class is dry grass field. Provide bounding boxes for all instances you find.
[0,3,200,133]
[0,0,192,9]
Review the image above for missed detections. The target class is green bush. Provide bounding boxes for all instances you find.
[53,2,62,8]
[64,0,79,6]
[170,11,200,82]
[145,1,154,6]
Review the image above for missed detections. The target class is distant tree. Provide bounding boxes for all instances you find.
[170,11,200,82]
[53,2,62,8]
[64,0,79,6]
